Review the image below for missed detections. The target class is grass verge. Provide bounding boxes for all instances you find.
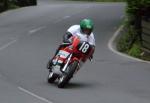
[8,3,19,10]
[117,22,150,61]
[69,0,125,2]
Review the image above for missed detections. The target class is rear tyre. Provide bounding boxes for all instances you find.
[47,72,57,83]
[57,61,78,88]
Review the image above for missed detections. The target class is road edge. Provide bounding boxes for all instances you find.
[108,25,150,64]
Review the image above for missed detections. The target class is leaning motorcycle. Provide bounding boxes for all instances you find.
[47,35,93,88]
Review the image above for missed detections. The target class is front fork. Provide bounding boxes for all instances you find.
[62,54,72,72]
[62,54,80,75]
[52,53,80,76]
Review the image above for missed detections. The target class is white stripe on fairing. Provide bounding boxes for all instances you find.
[58,50,70,58]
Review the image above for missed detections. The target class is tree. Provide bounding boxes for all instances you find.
[16,0,37,6]
[4,0,8,10]
[125,0,150,48]
[0,0,8,11]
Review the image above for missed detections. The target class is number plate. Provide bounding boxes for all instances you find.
[79,42,90,53]
[58,50,70,58]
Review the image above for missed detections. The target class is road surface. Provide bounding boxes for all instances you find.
[0,0,150,103]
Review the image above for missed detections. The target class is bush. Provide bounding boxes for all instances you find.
[8,2,19,9]
[117,0,150,60]
[117,19,138,52]
[117,32,131,53]
[126,0,150,23]
[0,0,37,13]
[0,0,8,11]
[16,0,37,7]
[128,42,142,58]
[70,0,125,2]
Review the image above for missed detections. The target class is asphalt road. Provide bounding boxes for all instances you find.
[0,0,150,103]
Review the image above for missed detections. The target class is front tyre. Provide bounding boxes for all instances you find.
[57,75,69,88]
[57,61,78,88]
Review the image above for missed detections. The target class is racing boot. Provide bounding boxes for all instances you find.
[47,60,53,70]
[47,46,61,70]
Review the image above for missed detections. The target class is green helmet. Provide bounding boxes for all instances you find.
[80,19,94,35]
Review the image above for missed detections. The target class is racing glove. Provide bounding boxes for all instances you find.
[89,55,93,62]
[89,45,95,62]
[63,32,73,44]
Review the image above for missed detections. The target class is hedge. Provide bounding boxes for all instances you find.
[0,0,37,12]
[117,0,150,59]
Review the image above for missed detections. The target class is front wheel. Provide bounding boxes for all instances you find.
[57,75,69,88]
[47,72,57,83]
[57,61,79,88]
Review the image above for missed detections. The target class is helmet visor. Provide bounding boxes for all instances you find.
[82,28,92,35]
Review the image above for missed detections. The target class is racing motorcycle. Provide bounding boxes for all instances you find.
[47,35,93,88]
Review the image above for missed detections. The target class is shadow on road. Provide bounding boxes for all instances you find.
[65,82,93,89]
[45,80,96,89]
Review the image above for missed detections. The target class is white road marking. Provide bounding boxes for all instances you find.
[63,16,70,19]
[0,39,17,51]
[0,27,45,51]
[29,26,46,35]
[55,15,71,23]
[18,87,53,103]
[108,25,150,64]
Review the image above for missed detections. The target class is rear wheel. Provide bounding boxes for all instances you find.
[57,61,78,88]
[47,72,57,83]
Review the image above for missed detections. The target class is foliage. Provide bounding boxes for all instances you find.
[70,0,126,2]
[118,0,150,60]
[8,2,19,9]
[128,42,142,58]
[96,0,125,1]
[117,32,130,53]
[126,0,150,17]
[0,0,37,12]
[117,21,138,52]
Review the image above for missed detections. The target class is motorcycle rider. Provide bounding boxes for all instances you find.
[47,19,95,69]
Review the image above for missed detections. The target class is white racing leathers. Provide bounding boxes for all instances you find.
[67,25,96,68]
[67,25,96,46]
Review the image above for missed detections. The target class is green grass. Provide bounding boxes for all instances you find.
[70,0,125,2]
[95,0,125,2]
[128,42,142,58]
[117,32,148,60]
[117,23,150,61]
[117,32,130,53]
[0,2,19,13]
[8,3,19,10]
